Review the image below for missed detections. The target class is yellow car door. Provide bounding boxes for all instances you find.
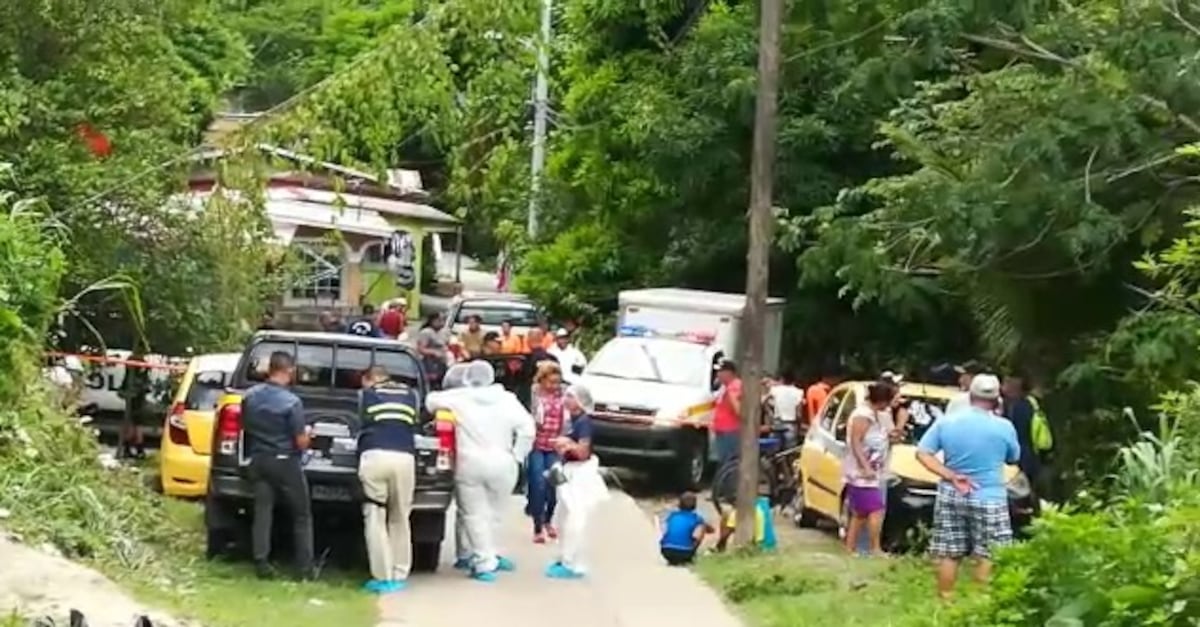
[800,385,853,518]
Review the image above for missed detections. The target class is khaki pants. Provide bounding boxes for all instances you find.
[359,449,416,581]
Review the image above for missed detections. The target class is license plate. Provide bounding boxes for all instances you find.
[311,484,354,502]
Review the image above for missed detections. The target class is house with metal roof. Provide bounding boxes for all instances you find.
[185,140,463,324]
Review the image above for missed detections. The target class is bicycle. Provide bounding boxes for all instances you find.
[710,423,802,518]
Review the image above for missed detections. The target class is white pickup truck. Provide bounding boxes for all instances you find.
[579,288,785,488]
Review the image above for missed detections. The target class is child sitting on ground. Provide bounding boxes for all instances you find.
[658,492,714,565]
[716,495,778,552]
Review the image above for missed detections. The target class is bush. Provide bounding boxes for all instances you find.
[948,392,1200,626]
[0,193,65,402]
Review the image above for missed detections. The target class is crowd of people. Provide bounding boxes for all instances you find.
[238,342,606,593]
[657,359,1054,601]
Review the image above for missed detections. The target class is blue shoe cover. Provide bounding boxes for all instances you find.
[363,579,390,593]
[471,570,498,583]
[453,557,472,571]
[545,563,584,579]
[496,556,516,572]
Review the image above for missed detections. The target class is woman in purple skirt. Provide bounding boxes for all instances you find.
[842,381,896,556]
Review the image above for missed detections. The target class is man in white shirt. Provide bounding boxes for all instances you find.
[548,329,588,382]
[945,362,980,416]
[768,371,804,423]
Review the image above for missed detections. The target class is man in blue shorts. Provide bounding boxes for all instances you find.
[916,373,1020,600]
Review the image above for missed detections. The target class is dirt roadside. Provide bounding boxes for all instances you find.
[0,532,190,627]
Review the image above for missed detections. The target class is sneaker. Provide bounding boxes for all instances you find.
[453,557,473,571]
[545,524,559,540]
[496,556,516,572]
[471,570,498,583]
[533,532,547,544]
[545,562,584,580]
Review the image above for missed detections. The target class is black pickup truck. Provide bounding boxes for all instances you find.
[203,331,455,572]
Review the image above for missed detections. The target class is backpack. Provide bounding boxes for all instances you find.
[1028,395,1054,453]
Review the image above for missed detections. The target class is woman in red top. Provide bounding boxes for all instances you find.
[526,360,566,543]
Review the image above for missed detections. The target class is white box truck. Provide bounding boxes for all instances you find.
[579,288,786,488]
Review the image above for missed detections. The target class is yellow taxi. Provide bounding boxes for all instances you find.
[793,380,1035,549]
[159,353,240,497]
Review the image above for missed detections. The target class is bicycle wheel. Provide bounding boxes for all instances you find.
[711,458,739,516]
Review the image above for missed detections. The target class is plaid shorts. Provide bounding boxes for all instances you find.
[929,483,1013,559]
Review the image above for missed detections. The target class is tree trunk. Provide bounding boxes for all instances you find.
[733,0,784,548]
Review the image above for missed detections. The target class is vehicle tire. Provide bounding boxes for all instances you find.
[673,432,708,491]
[205,494,249,560]
[790,473,820,528]
[412,541,441,573]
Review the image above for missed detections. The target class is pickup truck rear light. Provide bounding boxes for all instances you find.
[166,402,189,446]
[216,403,241,456]
[434,412,455,471]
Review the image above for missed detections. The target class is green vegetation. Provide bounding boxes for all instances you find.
[5,0,1200,625]
[697,543,941,626]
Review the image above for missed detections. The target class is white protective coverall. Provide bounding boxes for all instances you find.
[552,384,610,575]
[438,364,472,566]
[427,361,535,574]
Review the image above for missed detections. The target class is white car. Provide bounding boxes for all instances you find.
[446,294,543,337]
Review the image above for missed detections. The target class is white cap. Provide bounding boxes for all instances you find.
[881,370,903,384]
[555,328,570,338]
[969,374,1001,400]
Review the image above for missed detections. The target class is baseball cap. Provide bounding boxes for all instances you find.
[555,328,569,338]
[880,370,904,384]
[969,374,1001,400]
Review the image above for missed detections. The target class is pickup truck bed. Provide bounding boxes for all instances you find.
[204,331,455,572]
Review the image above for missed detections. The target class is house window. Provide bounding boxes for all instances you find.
[290,243,344,302]
[363,241,387,265]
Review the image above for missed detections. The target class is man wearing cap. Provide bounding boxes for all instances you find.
[945,361,982,416]
[712,360,743,466]
[548,329,587,380]
[916,373,1020,600]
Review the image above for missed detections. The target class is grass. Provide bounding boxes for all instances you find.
[694,532,950,627]
[0,399,376,627]
[119,499,376,627]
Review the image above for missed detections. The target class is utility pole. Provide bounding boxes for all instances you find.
[527,0,552,238]
[734,0,784,548]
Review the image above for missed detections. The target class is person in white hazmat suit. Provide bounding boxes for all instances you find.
[427,360,535,582]
[545,383,609,579]
[435,363,474,572]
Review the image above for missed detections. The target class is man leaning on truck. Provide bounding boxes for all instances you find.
[357,366,420,594]
[241,351,315,581]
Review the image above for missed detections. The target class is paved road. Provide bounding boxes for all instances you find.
[376,492,744,627]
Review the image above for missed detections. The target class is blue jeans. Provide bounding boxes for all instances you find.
[857,484,889,554]
[715,432,739,466]
[525,449,559,533]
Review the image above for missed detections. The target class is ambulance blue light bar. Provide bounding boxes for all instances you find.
[617,325,715,344]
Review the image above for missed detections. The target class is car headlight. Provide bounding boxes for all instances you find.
[1006,472,1032,499]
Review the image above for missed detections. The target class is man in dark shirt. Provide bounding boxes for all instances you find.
[1002,374,1040,483]
[241,351,314,580]
[349,304,382,337]
[357,367,419,593]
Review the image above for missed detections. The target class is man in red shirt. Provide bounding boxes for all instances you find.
[377,300,406,339]
[712,360,743,466]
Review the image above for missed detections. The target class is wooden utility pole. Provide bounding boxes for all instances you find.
[733,0,784,548]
